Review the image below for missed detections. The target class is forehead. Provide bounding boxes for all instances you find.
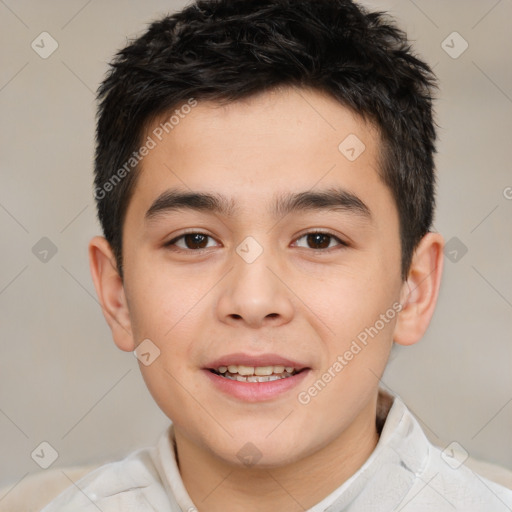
[127,86,391,224]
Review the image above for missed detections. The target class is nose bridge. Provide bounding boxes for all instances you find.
[217,234,294,327]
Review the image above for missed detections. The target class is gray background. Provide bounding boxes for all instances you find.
[1,0,511,490]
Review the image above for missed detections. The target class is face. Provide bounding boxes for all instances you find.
[120,86,404,467]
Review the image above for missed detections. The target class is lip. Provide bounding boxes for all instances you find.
[205,352,309,370]
[203,367,311,402]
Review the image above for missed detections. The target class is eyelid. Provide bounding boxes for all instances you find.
[164,229,349,252]
[165,230,221,249]
[293,230,349,250]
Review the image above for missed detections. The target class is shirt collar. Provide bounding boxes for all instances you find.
[154,387,430,511]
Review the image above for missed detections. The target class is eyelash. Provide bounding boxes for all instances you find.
[164,230,348,253]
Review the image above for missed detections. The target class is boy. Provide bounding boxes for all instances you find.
[42,0,512,510]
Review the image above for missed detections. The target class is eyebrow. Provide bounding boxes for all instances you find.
[145,187,372,223]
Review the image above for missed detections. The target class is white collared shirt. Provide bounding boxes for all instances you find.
[40,391,512,511]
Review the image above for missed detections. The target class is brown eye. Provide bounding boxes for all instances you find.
[166,232,217,251]
[294,231,347,250]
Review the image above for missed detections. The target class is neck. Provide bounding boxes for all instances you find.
[174,394,380,512]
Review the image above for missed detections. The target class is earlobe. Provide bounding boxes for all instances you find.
[88,236,135,352]
[393,232,444,346]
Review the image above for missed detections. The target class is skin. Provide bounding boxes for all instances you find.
[89,85,444,511]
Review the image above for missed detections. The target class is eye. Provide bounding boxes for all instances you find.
[164,230,348,252]
[165,232,218,251]
[293,231,347,251]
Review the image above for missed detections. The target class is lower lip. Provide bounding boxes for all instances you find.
[203,369,311,402]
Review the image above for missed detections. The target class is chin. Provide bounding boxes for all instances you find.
[210,429,307,469]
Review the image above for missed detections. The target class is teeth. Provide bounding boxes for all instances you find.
[237,365,255,376]
[224,374,289,383]
[254,366,273,376]
[215,364,297,376]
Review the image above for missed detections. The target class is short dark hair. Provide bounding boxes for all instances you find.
[94,0,437,280]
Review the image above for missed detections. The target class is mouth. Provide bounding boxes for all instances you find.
[203,357,311,402]
[209,364,303,383]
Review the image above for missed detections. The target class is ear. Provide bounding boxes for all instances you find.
[393,232,444,346]
[88,236,135,352]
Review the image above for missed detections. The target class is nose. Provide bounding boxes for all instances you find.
[216,242,294,329]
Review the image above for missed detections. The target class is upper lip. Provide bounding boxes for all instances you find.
[205,353,309,370]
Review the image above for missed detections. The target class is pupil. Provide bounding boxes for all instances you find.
[186,233,207,249]
[308,233,329,249]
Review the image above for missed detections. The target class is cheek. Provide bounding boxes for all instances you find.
[310,266,399,335]
[126,257,208,342]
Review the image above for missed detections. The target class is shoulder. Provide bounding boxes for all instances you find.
[396,415,512,510]
[415,442,512,511]
[378,394,512,511]
[39,444,173,512]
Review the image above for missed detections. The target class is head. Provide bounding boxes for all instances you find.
[89,0,443,471]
